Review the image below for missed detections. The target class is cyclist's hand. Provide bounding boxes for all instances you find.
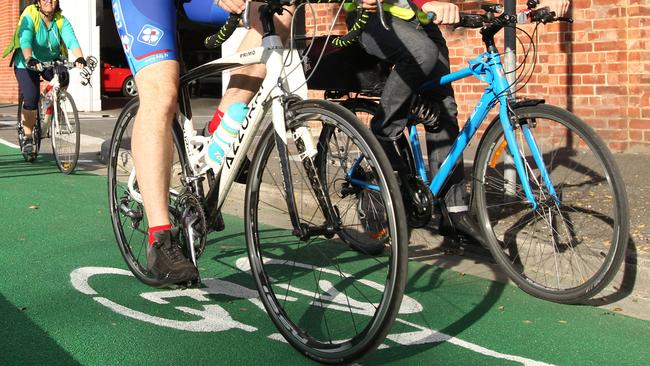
[538,0,570,17]
[26,57,42,71]
[74,57,87,69]
[421,1,460,25]
[360,0,378,13]
[215,0,246,14]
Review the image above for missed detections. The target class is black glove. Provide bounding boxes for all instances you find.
[26,57,41,69]
[75,57,87,67]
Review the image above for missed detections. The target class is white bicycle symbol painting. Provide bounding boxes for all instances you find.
[70,256,552,366]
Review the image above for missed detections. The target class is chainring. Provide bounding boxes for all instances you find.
[403,175,434,228]
[175,191,207,259]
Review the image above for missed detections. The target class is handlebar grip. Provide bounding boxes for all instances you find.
[204,13,242,49]
[332,10,369,47]
[456,12,485,29]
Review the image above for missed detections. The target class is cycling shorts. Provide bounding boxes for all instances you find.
[111,0,229,74]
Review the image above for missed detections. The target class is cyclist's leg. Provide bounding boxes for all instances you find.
[214,3,293,115]
[112,0,180,227]
[351,16,439,166]
[112,0,198,284]
[14,68,40,136]
[132,61,179,227]
[422,24,485,245]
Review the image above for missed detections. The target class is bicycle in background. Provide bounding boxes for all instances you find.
[17,56,97,174]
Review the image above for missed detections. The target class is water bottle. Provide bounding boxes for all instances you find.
[206,102,248,172]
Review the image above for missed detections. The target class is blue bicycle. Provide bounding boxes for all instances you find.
[312,4,629,303]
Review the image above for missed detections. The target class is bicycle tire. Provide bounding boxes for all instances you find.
[16,94,42,162]
[107,98,191,287]
[51,91,80,174]
[473,103,629,303]
[245,99,408,364]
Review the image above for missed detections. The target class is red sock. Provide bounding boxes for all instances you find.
[207,108,225,135]
[148,224,172,246]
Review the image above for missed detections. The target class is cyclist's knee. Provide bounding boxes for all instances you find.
[274,6,294,40]
[394,37,438,74]
[135,61,179,113]
[21,97,39,111]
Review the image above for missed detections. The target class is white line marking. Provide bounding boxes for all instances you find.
[0,137,19,149]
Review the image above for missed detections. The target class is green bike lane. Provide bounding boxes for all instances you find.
[1,143,648,366]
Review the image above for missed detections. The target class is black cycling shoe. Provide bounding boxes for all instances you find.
[447,212,485,244]
[441,211,491,256]
[20,134,36,162]
[147,228,199,287]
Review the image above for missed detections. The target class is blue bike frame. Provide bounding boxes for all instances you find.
[406,51,560,210]
[347,50,560,211]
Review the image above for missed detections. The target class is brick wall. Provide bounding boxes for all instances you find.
[305,1,650,153]
[0,0,20,103]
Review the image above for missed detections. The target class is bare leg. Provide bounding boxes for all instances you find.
[21,109,37,135]
[132,60,180,227]
[218,5,293,108]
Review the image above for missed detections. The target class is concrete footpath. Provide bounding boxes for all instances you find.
[1,99,649,321]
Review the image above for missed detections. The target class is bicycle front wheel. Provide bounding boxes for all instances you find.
[51,91,80,174]
[473,103,629,303]
[245,100,408,363]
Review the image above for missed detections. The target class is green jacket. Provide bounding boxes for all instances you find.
[3,5,67,61]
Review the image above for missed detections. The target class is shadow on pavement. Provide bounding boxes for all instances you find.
[587,236,638,306]
[0,293,81,365]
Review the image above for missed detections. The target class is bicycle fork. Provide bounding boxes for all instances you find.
[496,97,560,210]
[276,109,341,241]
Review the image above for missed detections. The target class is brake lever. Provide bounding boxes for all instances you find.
[242,0,251,29]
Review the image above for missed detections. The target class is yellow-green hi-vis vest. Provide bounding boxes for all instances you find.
[2,5,67,60]
[343,1,432,24]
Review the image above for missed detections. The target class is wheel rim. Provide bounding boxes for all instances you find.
[125,78,137,96]
[246,103,405,362]
[52,94,79,173]
[476,107,627,298]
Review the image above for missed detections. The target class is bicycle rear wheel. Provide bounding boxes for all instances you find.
[473,103,629,303]
[107,98,191,287]
[51,91,80,174]
[245,100,408,363]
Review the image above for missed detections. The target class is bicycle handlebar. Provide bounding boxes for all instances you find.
[453,6,573,30]
[204,0,373,50]
[39,56,98,87]
[203,0,573,51]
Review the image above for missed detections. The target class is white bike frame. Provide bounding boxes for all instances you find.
[41,66,75,145]
[127,33,313,212]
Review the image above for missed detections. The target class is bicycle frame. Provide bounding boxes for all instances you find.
[41,67,73,139]
[405,50,559,211]
[123,9,316,231]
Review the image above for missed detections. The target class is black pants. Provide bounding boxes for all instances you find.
[15,66,69,110]
[349,14,468,210]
